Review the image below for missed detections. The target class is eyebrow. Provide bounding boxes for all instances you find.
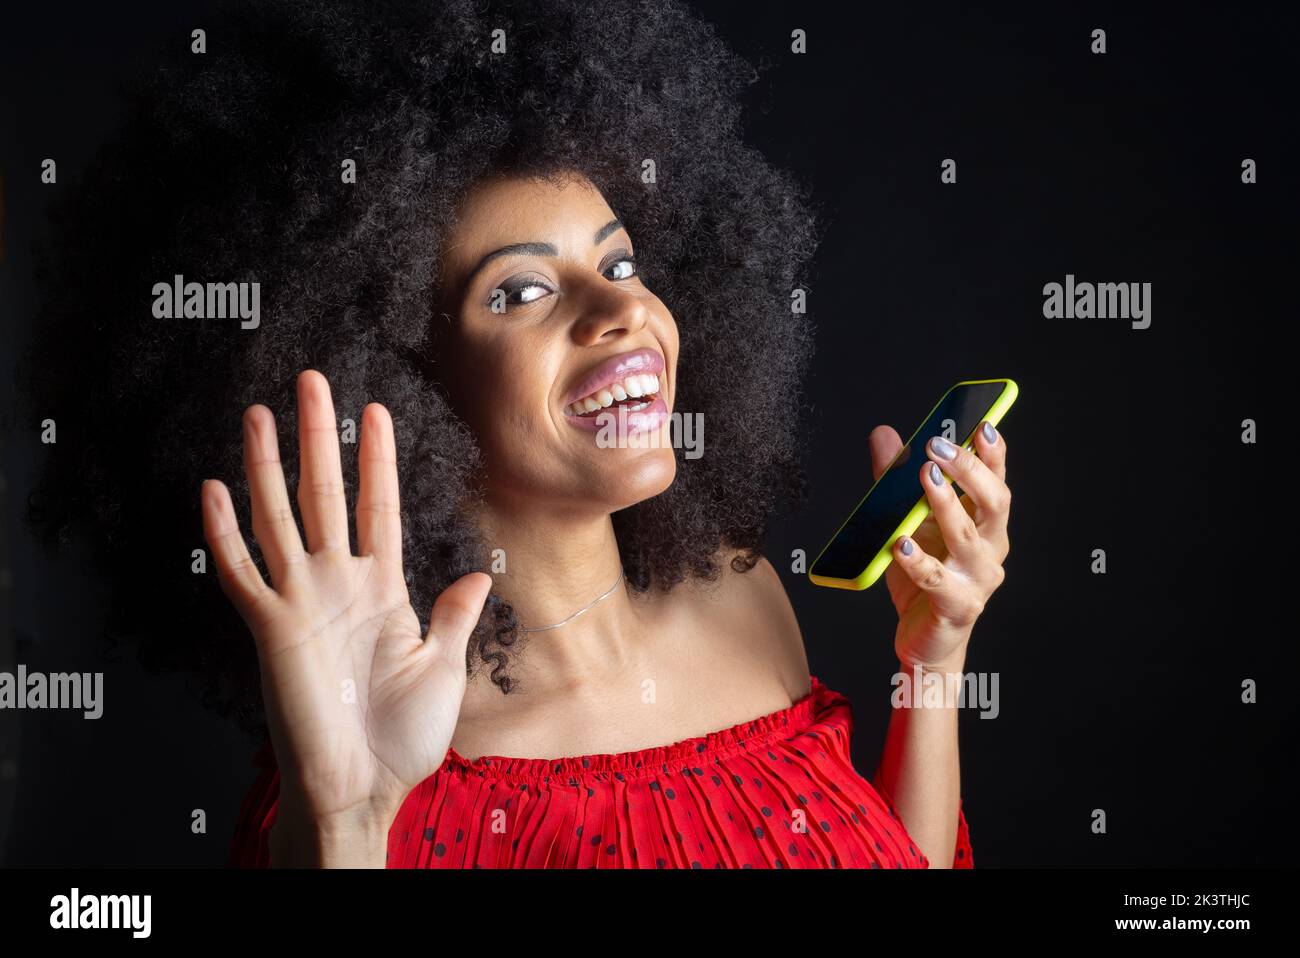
[463,218,625,286]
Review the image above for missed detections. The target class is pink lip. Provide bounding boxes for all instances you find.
[562,347,665,408]
[564,394,670,436]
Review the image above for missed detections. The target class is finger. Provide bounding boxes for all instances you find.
[971,420,1007,482]
[243,405,308,586]
[424,572,494,665]
[917,458,984,566]
[356,403,402,570]
[893,534,984,631]
[868,425,905,481]
[202,479,279,628]
[296,370,350,554]
[925,434,1010,542]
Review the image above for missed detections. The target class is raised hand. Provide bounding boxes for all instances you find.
[201,370,491,864]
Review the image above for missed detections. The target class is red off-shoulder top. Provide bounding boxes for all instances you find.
[229,674,973,868]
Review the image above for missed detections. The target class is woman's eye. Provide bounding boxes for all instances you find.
[511,283,551,304]
[490,279,553,310]
[604,256,637,281]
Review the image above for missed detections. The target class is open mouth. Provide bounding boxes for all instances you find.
[563,372,662,419]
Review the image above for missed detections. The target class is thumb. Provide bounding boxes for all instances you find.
[425,572,493,662]
[869,425,905,481]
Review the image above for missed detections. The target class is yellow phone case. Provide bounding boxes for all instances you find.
[807,378,1019,591]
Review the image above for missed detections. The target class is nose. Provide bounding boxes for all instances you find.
[568,280,650,346]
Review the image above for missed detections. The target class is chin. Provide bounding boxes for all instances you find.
[603,446,678,511]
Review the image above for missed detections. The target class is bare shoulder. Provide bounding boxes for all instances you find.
[682,546,812,703]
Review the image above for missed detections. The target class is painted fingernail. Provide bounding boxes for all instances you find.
[928,462,944,486]
[930,436,957,460]
[981,422,998,444]
[899,537,914,556]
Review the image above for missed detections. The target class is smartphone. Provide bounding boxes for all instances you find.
[808,378,1019,591]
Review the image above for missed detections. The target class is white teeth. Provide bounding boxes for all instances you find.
[567,371,663,415]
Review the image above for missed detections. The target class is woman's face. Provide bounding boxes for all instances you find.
[436,172,679,516]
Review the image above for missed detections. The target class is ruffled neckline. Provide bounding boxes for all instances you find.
[441,674,835,784]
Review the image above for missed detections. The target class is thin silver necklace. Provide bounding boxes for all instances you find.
[520,566,625,633]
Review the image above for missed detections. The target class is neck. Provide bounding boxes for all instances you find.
[476,496,647,690]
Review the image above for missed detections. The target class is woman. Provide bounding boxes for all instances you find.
[24,0,1009,868]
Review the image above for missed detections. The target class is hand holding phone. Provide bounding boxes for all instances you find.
[809,379,1018,590]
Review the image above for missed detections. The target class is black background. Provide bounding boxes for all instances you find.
[0,2,1294,867]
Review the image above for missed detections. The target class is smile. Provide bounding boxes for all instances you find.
[561,347,669,435]
[564,372,662,417]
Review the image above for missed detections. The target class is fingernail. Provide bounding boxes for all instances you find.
[981,422,997,444]
[930,436,957,460]
[899,537,914,556]
[928,462,944,485]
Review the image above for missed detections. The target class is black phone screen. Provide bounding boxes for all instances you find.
[809,381,1007,582]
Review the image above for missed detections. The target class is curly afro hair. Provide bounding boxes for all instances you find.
[19,0,821,743]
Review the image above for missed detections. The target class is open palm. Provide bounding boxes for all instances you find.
[201,370,491,829]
